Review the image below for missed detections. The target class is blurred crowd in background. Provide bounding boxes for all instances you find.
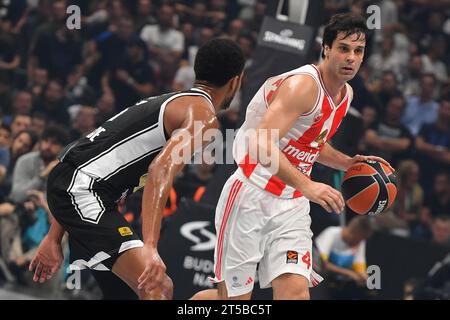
[0,0,449,299]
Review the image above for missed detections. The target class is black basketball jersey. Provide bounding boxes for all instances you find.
[59,88,214,201]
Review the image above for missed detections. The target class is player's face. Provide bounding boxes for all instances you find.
[327,32,365,81]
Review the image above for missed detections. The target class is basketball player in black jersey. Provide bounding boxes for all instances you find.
[28,38,245,299]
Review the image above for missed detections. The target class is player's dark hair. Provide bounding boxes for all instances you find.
[194,38,245,87]
[322,13,368,59]
[42,125,70,146]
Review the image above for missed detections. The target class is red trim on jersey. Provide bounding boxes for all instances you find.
[328,97,349,138]
[239,153,258,178]
[311,64,349,109]
[311,64,333,99]
[264,175,285,196]
[293,190,303,198]
[296,97,333,145]
[215,180,243,280]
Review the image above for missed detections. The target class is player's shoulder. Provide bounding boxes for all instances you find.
[277,73,319,103]
[165,92,217,128]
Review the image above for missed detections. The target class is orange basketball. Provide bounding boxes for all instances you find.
[341,160,397,215]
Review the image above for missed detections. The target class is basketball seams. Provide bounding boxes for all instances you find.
[346,179,379,214]
[369,172,389,214]
[342,160,397,215]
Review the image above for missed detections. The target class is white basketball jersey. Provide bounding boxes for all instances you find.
[234,64,353,198]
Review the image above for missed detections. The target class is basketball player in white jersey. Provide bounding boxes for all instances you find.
[193,13,393,300]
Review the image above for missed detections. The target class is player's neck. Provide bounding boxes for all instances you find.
[318,64,346,97]
[192,82,225,113]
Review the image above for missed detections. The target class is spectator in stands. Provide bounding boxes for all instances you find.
[30,112,47,139]
[69,106,96,141]
[422,171,450,224]
[0,125,11,185]
[237,32,256,69]
[364,95,413,167]
[140,4,184,91]
[172,59,195,92]
[175,161,216,205]
[27,68,48,99]
[227,19,245,42]
[89,16,138,91]
[176,1,208,29]
[11,91,33,117]
[180,22,195,60]
[0,71,13,117]
[95,92,116,126]
[415,99,450,192]
[140,4,184,60]
[1,91,33,131]
[27,0,77,80]
[402,73,439,136]
[10,114,31,137]
[239,0,266,34]
[207,0,227,36]
[403,278,423,300]
[29,23,82,84]
[361,106,377,129]
[367,33,405,83]
[315,216,374,299]
[393,160,424,235]
[134,0,157,33]
[371,70,402,115]
[105,38,156,109]
[65,65,96,106]
[421,34,448,89]
[0,129,38,203]
[0,26,21,80]
[402,55,423,97]
[34,79,70,126]
[431,216,450,247]
[9,125,68,203]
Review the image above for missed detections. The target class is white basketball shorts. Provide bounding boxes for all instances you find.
[211,169,323,297]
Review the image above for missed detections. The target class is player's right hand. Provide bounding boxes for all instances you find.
[301,180,345,214]
[29,235,63,283]
[138,245,167,293]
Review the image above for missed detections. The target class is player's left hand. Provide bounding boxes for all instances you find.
[347,154,395,172]
[29,235,64,283]
[138,245,167,293]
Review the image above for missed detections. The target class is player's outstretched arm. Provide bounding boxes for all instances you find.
[317,143,394,172]
[250,75,344,213]
[137,103,218,293]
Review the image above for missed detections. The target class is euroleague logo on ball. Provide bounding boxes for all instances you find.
[369,199,388,216]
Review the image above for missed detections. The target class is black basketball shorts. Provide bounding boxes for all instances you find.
[47,162,143,271]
